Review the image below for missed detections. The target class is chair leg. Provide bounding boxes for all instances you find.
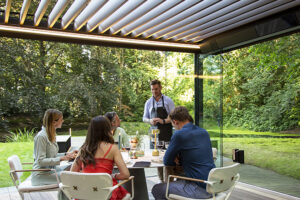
[18,191,25,200]
[122,193,131,200]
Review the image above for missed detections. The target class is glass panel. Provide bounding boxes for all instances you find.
[202,55,223,167]
[216,33,300,198]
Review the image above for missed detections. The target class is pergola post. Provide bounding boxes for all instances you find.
[194,53,204,127]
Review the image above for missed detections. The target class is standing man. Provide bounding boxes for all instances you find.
[143,79,175,146]
[152,106,215,199]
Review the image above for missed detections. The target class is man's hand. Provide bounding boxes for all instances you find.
[152,118,163,125]
[150,118,156,126]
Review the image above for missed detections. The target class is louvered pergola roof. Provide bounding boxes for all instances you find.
[0,0,300,54]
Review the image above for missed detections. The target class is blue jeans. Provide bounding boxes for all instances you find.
[152,180,212,200]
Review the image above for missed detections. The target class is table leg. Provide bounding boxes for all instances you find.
[123,168,149,200]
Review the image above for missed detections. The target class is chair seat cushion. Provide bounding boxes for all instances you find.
[169,192,227,200]
[18,176,58,193]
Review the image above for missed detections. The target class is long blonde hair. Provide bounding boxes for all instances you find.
[43,109,62,143]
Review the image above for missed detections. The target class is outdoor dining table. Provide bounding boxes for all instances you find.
[121,149,165,200]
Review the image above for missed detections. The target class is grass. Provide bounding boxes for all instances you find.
[205,121,299,137]
[57,129,87,136]
[57,122,150,137]
[0,142,33,187]
[120,122,149,135]
[222,137,300,180]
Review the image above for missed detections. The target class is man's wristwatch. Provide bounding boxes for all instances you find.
[163,119,165,124]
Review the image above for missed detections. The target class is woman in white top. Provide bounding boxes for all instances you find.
[31,109,77,186]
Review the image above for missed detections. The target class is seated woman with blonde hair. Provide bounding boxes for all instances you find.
[32,109,77,186]
[71,115,130,200]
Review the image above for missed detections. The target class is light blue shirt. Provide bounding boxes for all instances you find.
[32,126,64,176]
[143,94,175,121]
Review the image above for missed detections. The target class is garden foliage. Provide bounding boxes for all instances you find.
[222,34,300,131]
[0,33,299,133]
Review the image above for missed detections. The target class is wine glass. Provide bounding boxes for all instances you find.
[157,141,164,151]
[124,145,131,151]
[165,142,170,149]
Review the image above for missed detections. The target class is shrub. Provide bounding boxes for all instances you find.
[121,122,149,135]
[5,128,36,143]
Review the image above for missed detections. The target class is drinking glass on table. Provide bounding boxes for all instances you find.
[165,142,170,149]
[122,144,130,151]
[121,144,131,159]
[157,141,164,151]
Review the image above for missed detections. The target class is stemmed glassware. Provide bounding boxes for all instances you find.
[164,142,170,149]
[157,141,164,151]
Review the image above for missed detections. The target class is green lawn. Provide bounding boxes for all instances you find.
[207,124,299,137]
[0,142,33,187]
[57,122,150,137]
[222,137,300,180]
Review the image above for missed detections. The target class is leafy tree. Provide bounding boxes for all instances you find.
[222,33,300,131]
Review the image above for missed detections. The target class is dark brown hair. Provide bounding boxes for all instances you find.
[150,79,161,86]
[77,115,114,167]
[43,109,62,143]
[169,106,194,123]
[104,111,117,123]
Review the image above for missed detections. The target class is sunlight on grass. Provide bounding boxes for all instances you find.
[0,142,33,187]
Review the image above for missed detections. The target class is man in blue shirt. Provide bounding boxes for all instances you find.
[152,106,215,199]
[143,79,175,144]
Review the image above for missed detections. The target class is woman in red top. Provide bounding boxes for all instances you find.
[71,116,130,200]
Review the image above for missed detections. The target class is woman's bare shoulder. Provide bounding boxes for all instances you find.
[110,143,119,153]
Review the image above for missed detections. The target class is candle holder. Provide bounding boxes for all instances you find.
[151,129,160,156]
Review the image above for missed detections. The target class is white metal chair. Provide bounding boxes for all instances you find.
[59,171,135,200]
[165,163,240,200]
[7,155,59,200]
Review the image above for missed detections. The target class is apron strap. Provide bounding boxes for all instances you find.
[152,96,155,112]
[152,95,165,111]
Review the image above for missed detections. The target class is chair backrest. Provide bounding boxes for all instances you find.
[206,163,240,194]
[60,171,113,200]
[7,155,23,183]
